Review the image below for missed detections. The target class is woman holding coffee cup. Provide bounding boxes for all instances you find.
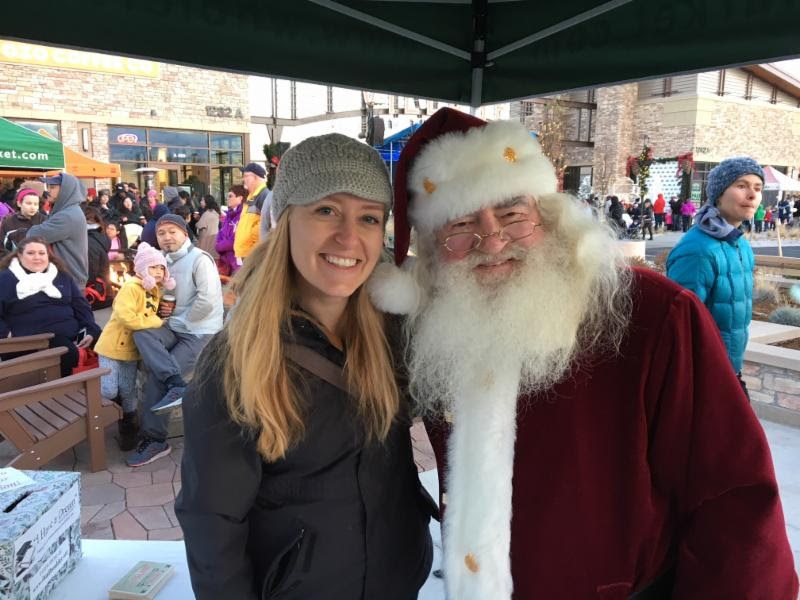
[176,134,434,599]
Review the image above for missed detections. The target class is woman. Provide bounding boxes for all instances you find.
[195,194,220,257]
[215,185,245,275]
[608,195,625,235]
[117,196,144,226]
[680,198,696,232]
[84,206,112,309]
[140,189,158,222]
[641,198,654,241]
[0,236,100,376]
[106,221,128,261]
[176,134,434,600]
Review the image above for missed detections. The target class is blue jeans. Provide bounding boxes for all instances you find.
[133,326,211,442]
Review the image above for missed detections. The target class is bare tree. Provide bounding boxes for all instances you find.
[593,149,615,199]
[534,96,568,190]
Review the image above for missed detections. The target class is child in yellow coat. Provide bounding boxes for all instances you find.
[95,242,175,450]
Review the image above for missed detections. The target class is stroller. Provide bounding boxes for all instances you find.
[620,214,641,240]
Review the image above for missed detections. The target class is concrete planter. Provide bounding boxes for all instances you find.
[744,322,800,428]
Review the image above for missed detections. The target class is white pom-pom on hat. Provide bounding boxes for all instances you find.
[367,260,424,315]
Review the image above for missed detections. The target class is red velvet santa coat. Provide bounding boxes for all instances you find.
[425,269,798,599]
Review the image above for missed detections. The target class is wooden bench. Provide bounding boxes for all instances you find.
[0,332,55,356]
[0,351,120,472]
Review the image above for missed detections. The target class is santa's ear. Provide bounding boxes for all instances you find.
[368,259,424,315]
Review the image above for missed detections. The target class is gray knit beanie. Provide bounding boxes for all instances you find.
[272,133,392,220]
[705,157,764,206]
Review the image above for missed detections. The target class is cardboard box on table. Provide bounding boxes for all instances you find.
[0,471,81,600]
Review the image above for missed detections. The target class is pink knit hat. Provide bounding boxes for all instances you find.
[133,242,176,291]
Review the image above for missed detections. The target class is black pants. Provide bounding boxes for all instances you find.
[2,335,78,377]
[641,222,653,240]
[681,215,692,232]
[50,334,79,377]
[654,214,664,229]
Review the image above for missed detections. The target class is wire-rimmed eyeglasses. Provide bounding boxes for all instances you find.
[439,219,542,253]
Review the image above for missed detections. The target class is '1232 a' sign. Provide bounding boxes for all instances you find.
[206,106,244,119]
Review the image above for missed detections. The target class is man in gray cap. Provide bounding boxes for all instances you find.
[29,173,89,286]
[234,162,268,262]
[127,213,223,467]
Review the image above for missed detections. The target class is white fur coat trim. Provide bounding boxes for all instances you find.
[408,120,557,235]
[444,364,520,600]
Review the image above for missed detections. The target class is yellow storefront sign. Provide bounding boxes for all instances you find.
[0,40,160,78]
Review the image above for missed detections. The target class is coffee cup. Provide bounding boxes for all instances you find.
[159,293,176,314]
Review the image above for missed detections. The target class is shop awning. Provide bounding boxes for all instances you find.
[63,146,121,178]
[0,117,65,170]
[1,2,799,107]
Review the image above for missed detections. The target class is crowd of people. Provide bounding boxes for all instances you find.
[0,109,798,599]
[595,188,800,240]
[0,162,275,466]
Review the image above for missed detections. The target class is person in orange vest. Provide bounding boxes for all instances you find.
[233,163,267,265]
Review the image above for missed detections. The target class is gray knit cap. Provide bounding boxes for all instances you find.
[272,133,392,220]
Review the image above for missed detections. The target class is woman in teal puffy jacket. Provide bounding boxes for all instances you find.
[667,157,764,382]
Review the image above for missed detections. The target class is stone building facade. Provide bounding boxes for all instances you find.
[515,65,800,201]
[0,39,249,197]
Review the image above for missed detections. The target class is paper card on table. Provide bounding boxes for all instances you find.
[0,467,36,495]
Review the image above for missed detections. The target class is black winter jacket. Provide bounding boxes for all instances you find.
[86,227,112,309]
[176,315,435,600]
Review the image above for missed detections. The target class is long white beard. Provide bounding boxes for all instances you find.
[409,237,593,415]
[408,238,601,600]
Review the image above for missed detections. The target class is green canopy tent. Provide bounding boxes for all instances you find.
[2,1,799,106]
[0,118,65,171]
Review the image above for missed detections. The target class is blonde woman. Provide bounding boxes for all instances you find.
[176,134,435,600]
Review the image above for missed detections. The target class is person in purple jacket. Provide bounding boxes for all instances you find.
[215,184,245,276]
[0,236,100,375]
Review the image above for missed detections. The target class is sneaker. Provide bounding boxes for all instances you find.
[126,438,171,467]
[151,386,185,414]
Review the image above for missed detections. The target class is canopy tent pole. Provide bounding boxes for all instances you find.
[308,0,470,60]
[487,0,634,61]
[470,0,488,109]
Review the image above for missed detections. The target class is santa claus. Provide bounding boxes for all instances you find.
[370,108,797,599]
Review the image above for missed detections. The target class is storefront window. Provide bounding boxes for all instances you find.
[108,126,244,200]
[149,147,209,163]
[210,151,244,165]
[110,145,148,161]
[108,127,146,145]
[150,129,208,148]
[211,134,243,150]
[11,119,61,140]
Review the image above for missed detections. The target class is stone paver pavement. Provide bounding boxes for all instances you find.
[0,413,438,541]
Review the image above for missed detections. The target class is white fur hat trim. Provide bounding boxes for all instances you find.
[408,119,557,235]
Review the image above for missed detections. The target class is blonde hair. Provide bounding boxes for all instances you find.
[220,209,399,462]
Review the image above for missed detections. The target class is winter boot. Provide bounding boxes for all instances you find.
[117,411,139,452]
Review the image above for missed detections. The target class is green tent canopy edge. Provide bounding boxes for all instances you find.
[0,117,66,170]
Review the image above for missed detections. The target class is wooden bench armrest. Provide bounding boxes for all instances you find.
[0,333,56,355]
[0,367,111,413]
[0,348,68,379]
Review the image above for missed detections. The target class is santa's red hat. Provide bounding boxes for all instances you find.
[371,107,557,314]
